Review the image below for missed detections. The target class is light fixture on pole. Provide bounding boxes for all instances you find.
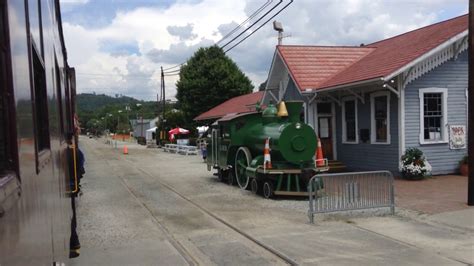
[273,20,283,45]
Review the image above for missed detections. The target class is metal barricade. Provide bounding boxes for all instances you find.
[308,171,395,223]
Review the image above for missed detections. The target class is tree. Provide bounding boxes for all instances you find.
[176,45,253,124]
[162,109,186,130]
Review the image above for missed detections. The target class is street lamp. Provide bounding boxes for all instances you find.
[273,20,283,45]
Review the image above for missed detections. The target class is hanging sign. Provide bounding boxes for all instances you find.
[449,125,466,149]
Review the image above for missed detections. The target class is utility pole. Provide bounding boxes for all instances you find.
[468,1,474,206]
[161,66,166,125]
[158,66,166,146]
[155,93,161,146]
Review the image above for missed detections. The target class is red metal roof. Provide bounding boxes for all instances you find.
[194,91,264,121]
[278,46,375,91]
[278,14,468,91]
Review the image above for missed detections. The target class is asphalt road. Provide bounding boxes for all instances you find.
[72,137,473,265]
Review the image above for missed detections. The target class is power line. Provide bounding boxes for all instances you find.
[163,73,180,77]
[224,0,293,53]
[163,68,181,75]
[161,62,185,72]
[77,72,157,79]
[216,0,273,45]
[161,0,276,75]
[219,0,283,50]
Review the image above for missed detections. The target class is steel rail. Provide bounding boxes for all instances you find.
[120,153,298,265]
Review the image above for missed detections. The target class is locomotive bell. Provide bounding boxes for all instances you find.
[277,101,289,117]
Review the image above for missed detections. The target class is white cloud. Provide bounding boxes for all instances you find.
[60,0,90,11]
[62,0,467,100]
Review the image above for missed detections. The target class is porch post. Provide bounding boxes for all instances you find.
[467,2,474,206]
[397,76,406,162]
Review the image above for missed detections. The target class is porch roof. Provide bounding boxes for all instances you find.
[194,91,264,121]
[277,14,468,92]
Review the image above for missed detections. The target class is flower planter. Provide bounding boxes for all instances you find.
[460,164,468,176]
[400,148,431,180]
[401,172,425,181]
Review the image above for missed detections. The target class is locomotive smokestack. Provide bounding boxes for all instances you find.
[285,101,304,122]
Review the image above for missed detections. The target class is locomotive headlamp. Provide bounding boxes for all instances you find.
[295,123,301,129]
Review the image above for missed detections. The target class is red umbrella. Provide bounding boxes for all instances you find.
[168,127,190,142]
[168,127,190,135]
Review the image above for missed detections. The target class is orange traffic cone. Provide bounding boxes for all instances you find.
[123,145,128,155]
[315,137,325,167]
[264,137,272,170]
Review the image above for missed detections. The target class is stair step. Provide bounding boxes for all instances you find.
[326,160,347,173]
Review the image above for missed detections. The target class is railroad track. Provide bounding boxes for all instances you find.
[110,147,298,265]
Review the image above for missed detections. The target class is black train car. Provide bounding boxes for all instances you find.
[0,0,77,264]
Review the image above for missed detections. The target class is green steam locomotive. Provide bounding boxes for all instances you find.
[206,101,323,198]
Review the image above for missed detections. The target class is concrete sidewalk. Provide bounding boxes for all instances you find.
[427,208,474,231]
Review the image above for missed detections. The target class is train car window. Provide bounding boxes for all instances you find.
[28,0,43,57]
[32,45,50,151]
[64,75,72,132]
[55,57,64,138]
[0,0,17,175]
[0,1,6,172]
[0,61,7,171]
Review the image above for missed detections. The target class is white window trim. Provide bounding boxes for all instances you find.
[370,91,391,145]
[419,87,448,145]
[342,96,359,144]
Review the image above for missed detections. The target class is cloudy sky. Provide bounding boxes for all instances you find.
[60,0,467,100]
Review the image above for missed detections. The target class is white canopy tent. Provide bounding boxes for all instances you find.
[146,127,157,141]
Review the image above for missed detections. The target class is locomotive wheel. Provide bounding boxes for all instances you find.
[263,181,274,199]
[251,179,261,195]
[227,170,236,186]
[234,147,251,190]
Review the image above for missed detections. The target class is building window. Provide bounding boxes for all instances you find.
[419,88,448,144]
[370,91,390,144]
[32,44,50,152]
[342,97,358,143]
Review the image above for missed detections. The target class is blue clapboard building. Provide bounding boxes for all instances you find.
[263,15,468,175]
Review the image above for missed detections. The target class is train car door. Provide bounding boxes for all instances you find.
[317,102,333,160]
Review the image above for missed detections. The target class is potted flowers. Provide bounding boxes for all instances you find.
[459,156,468,176]
[399,148,432,180]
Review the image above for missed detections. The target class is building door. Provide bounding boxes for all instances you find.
[317,103,333,160]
